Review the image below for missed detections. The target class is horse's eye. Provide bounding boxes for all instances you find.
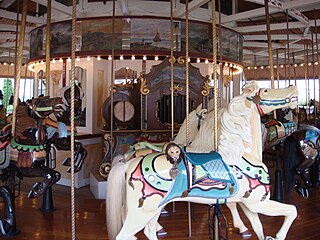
[264,89,268,93]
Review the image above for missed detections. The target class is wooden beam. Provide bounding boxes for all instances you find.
[0,9,46,24]
[174,0,210,18]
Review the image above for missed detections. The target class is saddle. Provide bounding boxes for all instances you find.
[159,144,238,207]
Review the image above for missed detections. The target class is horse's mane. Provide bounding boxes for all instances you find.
[218,92,252,164]
[187,83,256,164]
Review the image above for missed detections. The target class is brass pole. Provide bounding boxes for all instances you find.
[110,0,116,162]
[314,9,320,111]
[185,1,192,236]
[45,0,52,96]
[286,10,291,85]
[170,0,175,140]
[264,0,276,118]
[70,0,77,238]
[12,0,28,137]
[264,0,275,89]
[213,0,218,150]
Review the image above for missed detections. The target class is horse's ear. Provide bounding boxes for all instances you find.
[242,81,259,94]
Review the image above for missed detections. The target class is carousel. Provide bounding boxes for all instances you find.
[0,0,319,239]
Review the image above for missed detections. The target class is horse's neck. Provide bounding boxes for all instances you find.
[244,110,263,163]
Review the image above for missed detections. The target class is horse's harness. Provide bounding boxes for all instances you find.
[247,89,293,116]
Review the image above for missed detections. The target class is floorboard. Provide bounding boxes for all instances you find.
[1,176,319,240]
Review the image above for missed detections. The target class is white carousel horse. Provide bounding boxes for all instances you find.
[110,100,251,236]
[106,81,298,240]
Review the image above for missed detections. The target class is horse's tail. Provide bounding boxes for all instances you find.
[106,161,126,240]
[283,135,300,197]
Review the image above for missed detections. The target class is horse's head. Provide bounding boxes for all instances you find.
[55,84,84,125]
[243,81,298,116]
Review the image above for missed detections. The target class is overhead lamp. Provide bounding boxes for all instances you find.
[120,55,124,60]
[52,59,56,63]
[154,56,159,61]
[108,55,112,60]
[40,60,44,65]
[187,57,190,62]
[131,55,135,60]
[76,57,80,62]
[67,57,71,62]
[97,56,101,61]
[59,58,63,63]
[196,58,200,63]
[143,55,147,61]
[87,56,91,61]
[205,59,209,64]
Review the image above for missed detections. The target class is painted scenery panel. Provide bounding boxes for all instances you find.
[130,19,175,51]
[180,22,210,54]
[50,22,72,54]
[30,28,44,58]
[81,19,123,51]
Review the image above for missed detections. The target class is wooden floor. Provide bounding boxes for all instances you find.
[2,177,320,240]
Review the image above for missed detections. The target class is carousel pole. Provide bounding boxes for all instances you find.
[264,0,283,201]
[41,0,55,212]
[169,0,176,215]
[184,1,192,237]
[311,31,316,120]
[305,39,310,113]
[170,0,175,141]
[314,9,320,113]
[70,0,77,238]
[45,0,52,96]
[109,0,116,164]
[286,10,291,85]
[12,0,28,138]
[313,9,320,187]
[292,52,297,86]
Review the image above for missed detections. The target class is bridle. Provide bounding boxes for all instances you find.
[247,89,292,116]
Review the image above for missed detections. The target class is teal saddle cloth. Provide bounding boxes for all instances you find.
[159,150,238,207]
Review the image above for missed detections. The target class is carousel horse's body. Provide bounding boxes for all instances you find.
[283,124,320,199]
[261,108,297,150]
[0,84,86,198]
[6,97,64,198]
[109,101,251,237]
[106,81,298,240]
[45,84,87,173]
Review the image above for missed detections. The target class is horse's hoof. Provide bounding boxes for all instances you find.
[62,158,71,166]
[240,230,252,238]
[265,237,275,240]
[157,228,167,236]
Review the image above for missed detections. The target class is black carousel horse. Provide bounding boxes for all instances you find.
[44,84,87,173]
[283,125,320,200]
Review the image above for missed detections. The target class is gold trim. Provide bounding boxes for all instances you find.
[177,56,185,64]
[170,84,183,92]
[201,77,211,96]
[138,74,150,95]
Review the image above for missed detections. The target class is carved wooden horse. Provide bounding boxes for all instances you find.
[283,125,320,199]
[6,97,64,198]
[45,84,87,173]
[106,81,298,240]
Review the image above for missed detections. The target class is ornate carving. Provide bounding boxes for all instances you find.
[138,74,150,95]
[169,84,183,92]
[177,56,185,64]
[201,77,211,96]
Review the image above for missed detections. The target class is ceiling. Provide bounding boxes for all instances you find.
[0,0,319,68]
